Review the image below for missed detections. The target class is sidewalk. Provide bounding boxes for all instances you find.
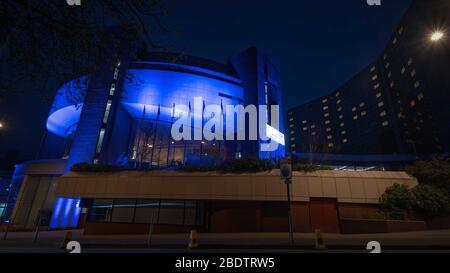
[2,229,450,250]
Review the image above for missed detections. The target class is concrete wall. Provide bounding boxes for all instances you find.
[55,170,417,204]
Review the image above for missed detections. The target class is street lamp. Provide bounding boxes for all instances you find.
[430,31,444,42]
[0,122,3,129]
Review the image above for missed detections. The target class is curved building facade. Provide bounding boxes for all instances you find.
[41,48,285,172]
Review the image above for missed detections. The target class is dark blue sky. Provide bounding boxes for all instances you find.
[0,0,412,160]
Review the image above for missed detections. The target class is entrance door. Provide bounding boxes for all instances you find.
[309,198,340,233]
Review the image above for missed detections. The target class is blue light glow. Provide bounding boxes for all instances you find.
[49,197,81,229]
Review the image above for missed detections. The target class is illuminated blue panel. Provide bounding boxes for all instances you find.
[121,69,244,120]
[50,197,81,229]
[46,77,87,137]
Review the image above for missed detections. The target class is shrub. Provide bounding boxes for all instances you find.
[406,158,450,193]
[380,183,413,220]
[219,158,274,173]
[292,163,332,173]
[70,162,122,172]
[411,184,450,219]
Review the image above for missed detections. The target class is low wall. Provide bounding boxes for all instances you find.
[340,218,427,234]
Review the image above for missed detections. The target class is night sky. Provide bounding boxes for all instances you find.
[0,0,412,161]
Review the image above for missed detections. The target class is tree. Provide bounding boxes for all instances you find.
[380,183,413,220]
[0,0,177,104]
[411,184,450,219]
[406,158,450,193]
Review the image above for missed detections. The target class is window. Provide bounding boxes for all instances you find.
[411,69,416,77]
[311,132,317,136]
[410,100,416,107]
[336,99,341,104]
[342,138,348,143]
[388,72,392,78]
[371,75,378,81]
[103,100,112,124]
[326,127,331,132]
[399,26,403,35]
[327,135,333,140]
[408,57,413,66]
[385,63,390,69]
[134,200,160,224]
[289,112,293,116]
[291,144,296,147]
[310,124,316,129]
[359,102,365,107]
[111,199,136,223]
[96,128,106,153]
[379,111,387,117]
[338,114,343,119]
[382,121,389,127]
[378,101,384,107]
[328,143,334,148]
[353,115,358,120]
[289,124,294,128]
[323,106,329,110]
[374,83,380,89]
[361,111,367,116]
[352,107,357,112]
[340,122,344,127]
[109,84,116,96]
[393,37,397,44]
[370,66,376,72]
[290,137,295,141]
[289,118,293,122]
[414,81,420,88]
[383,53,387,60]
[325,120,330,124]
[376,92,382,98]
[337,107,342,112]
[390,82,395,88]
[302,127,307,131]
[89,199,113,222]
[158,200,186,225]
[302,120,307,124]
[322,98,328,103]
[290,130,295,134]
[417,92,424,101]
[341,130,346,135]
[336,92,340,97]
[113,68,120,80]
[401,67,406,74]
[324,113,330,118]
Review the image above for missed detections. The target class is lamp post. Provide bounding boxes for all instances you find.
[430,31,444,42]
[280,157,294,246]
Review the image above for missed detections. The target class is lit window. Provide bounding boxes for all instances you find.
[383,54,387,60]
[303,127,307,131]
[289,124,294,128]
[376,92,382,98]
[340,122,344,127]
[326,127,331,132]
[336,92,340,97]
[109,84,116,96]
[103,100,112,124]
[310,124,316,129]
[382,121,389,127]
[414,81,420,88]
[302,120,307,124]
[374,83,380,89]
[311,132,317,136]
[96,128,106,153]
[388,72,392,78]
[289,112,293,115]
[291,144,296,147]
[401,67,406,74]
[352,107,357,112]
[408,57,413,66]
[359,102,365,107]
[379,111,386,117]
[322,98,328,103]
[324,113,330,118]
[327,135,333,140]
[323,106,329,110]
[337,99,341,104]
[370,66,376,72]
[390,82,395,88]
[289,118,294,121]
[410,100,416,107]
[113,68,119,80]
[353,115,358,120]
[290,130,295,134]
[385,63,390,69]
[372,75,378,81]
[399,27,403,35]
[290,137,295,141]
[325,120,330,124]
[361,111,367,116]
[341,130,346,135]
[337,107,342,112]
[411,69,416,77]
[338,114,344,119]
[393,37,397,44]
[378,101,384,107]
[342,138,348,143]
[417,92,424,101]
[328,143,334,148]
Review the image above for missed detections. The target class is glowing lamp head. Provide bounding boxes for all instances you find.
[431,31,444,42]
[0,122,3,128]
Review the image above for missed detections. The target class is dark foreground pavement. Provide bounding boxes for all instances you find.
[1,229,450,253]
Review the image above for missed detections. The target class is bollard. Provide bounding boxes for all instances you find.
[188,230,199,249]
[314,229,327,250]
